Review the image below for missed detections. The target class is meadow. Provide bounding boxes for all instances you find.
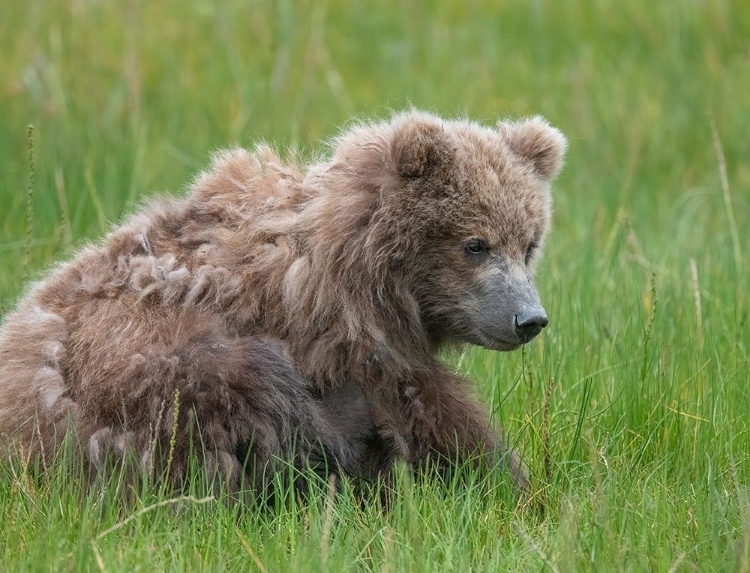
[1,0,749,570]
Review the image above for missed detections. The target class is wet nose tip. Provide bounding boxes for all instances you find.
[514,310,549,341]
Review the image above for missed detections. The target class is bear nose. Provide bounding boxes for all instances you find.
[514,309,549,342]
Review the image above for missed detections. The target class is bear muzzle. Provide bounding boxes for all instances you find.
[469,271,549,350]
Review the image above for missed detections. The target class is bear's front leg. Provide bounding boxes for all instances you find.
[416,373,530,493]
[360,354,529,492]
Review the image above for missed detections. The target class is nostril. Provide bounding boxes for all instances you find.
[515,312,548,329]
[514,311,549,341]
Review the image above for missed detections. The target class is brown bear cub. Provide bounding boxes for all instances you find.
[0,110,566,494]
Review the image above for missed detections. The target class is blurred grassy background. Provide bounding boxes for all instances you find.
[1,0,749,571]
[2,0,748,285]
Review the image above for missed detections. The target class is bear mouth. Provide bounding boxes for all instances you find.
[473,328,524,352]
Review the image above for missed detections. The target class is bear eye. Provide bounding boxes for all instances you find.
[525,242,538,265]
[465,238,489,255]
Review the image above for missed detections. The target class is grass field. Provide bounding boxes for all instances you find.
[1,0,749,570]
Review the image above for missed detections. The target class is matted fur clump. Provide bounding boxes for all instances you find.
[0,110,566,493]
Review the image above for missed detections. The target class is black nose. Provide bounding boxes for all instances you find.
[514,310,549,342]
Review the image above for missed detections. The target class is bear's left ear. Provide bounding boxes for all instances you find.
[498,116,567,180]
[391,117,453,179]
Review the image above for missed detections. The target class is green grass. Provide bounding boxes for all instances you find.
[1,0,749,570]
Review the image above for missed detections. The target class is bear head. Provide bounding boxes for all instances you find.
[309,110,567,352]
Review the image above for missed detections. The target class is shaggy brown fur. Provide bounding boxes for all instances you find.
[0,110,566,493]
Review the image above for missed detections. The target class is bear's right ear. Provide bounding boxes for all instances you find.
[391,118,453,179]
[498,116,567,180]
